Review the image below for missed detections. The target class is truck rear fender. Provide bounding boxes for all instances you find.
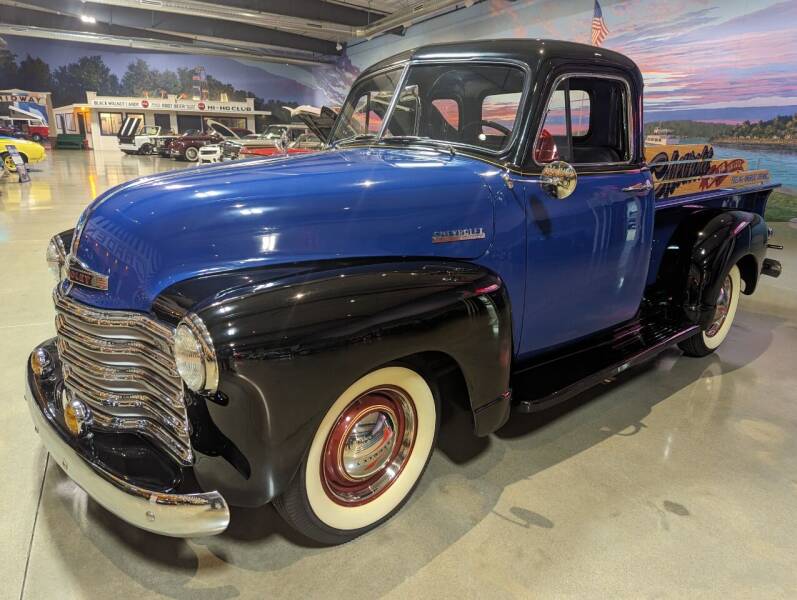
[652,208,766,328]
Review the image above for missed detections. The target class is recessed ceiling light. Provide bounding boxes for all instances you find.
[80,15,96,23]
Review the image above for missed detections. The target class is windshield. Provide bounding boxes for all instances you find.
[331,62,526,153]
[329,67,404,145]
[263,126,287,138]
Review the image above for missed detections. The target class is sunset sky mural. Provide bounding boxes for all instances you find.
[346,0,797,123]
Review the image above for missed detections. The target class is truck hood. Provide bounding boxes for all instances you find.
[68,147,498,311]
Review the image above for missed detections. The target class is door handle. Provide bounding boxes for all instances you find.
[622,180,653,194]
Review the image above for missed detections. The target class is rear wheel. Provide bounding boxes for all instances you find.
[140,143,153,155]
[31,133,42,142]
[679,264,741,357]
[274,365,439,544]
[185,146,199,161]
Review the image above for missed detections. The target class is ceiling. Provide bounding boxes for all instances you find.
[0,0,473,65]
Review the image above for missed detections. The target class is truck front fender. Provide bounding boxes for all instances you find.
[156,260,512,507]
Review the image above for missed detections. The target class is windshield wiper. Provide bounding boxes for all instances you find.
[331,133,378,148]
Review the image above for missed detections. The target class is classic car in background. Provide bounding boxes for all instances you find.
[117,117,178,155]
[220,123,310,160]
[239,132,323,157]
[169,119,252,161]
[1,135,45,171]
[197,144,223,164]
[222,107,335,160]
[0,113,49,142]
[0,120,28,139]
[28,40,783,547]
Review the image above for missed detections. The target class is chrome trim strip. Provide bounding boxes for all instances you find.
[25,360,229,537]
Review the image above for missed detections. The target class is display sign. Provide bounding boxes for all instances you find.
[0,92,47,104]
[88,95,254,113]
[5,145,31,183]
[644,143,769,200]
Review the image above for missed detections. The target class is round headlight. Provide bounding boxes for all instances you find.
[174,315,218,393]
[46,236,66,284]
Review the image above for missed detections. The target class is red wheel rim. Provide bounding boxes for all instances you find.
[321,386,417,506]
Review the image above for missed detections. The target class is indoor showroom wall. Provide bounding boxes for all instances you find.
[3,0,795,124]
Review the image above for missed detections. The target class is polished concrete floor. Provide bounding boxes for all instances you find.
[2,150,796,600]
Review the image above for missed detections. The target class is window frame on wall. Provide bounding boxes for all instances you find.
[153,113,171,132]
[530,71,635,170]
[98,111,124,136]
[177,114,202,133]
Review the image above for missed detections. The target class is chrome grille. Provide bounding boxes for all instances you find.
[54,289,192,465]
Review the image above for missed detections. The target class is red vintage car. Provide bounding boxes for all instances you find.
[239,133,323,157]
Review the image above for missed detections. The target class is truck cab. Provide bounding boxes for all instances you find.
[27,40,781,546]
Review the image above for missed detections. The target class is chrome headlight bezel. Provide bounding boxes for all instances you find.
[174,313,219,393]
[46,234,67,284]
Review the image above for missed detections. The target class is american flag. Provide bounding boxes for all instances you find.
[591,0,609,46]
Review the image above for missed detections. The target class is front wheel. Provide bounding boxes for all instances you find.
[274,365,439,544]
[2,151,27,172]
[31,134,42,142]
[679,264,741,357]
[184,146,199,161]
[140,143,153,155]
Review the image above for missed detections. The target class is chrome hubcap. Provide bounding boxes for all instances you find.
[322,387,417,506]
[706,274,733,338]
[342,409,397,479]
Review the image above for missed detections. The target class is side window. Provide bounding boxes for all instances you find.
[534,75,629,166]
[569,90,591,137]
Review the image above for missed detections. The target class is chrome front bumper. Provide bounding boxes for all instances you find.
[25,342,230,537]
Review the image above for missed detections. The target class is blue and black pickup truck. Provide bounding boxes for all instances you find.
[29,39,782,545]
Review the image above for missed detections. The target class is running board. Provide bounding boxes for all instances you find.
[513,320,700,413]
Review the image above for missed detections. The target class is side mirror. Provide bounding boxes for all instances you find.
[540,161,577,199]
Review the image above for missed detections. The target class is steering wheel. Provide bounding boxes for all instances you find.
[466,119,512,137]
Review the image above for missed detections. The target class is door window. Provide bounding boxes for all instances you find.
[533,75,630,166]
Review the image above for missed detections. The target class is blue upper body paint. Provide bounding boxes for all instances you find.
[68,145,655,359]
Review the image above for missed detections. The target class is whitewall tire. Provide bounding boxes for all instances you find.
[185,147,199,161]
[679,264,741,357]
[274,365,439,544]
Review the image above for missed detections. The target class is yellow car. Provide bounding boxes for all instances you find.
[1,136,46,172]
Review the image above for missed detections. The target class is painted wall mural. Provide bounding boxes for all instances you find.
[346,0,797,124]
[1,0,795,213]
[0,36,342,123]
